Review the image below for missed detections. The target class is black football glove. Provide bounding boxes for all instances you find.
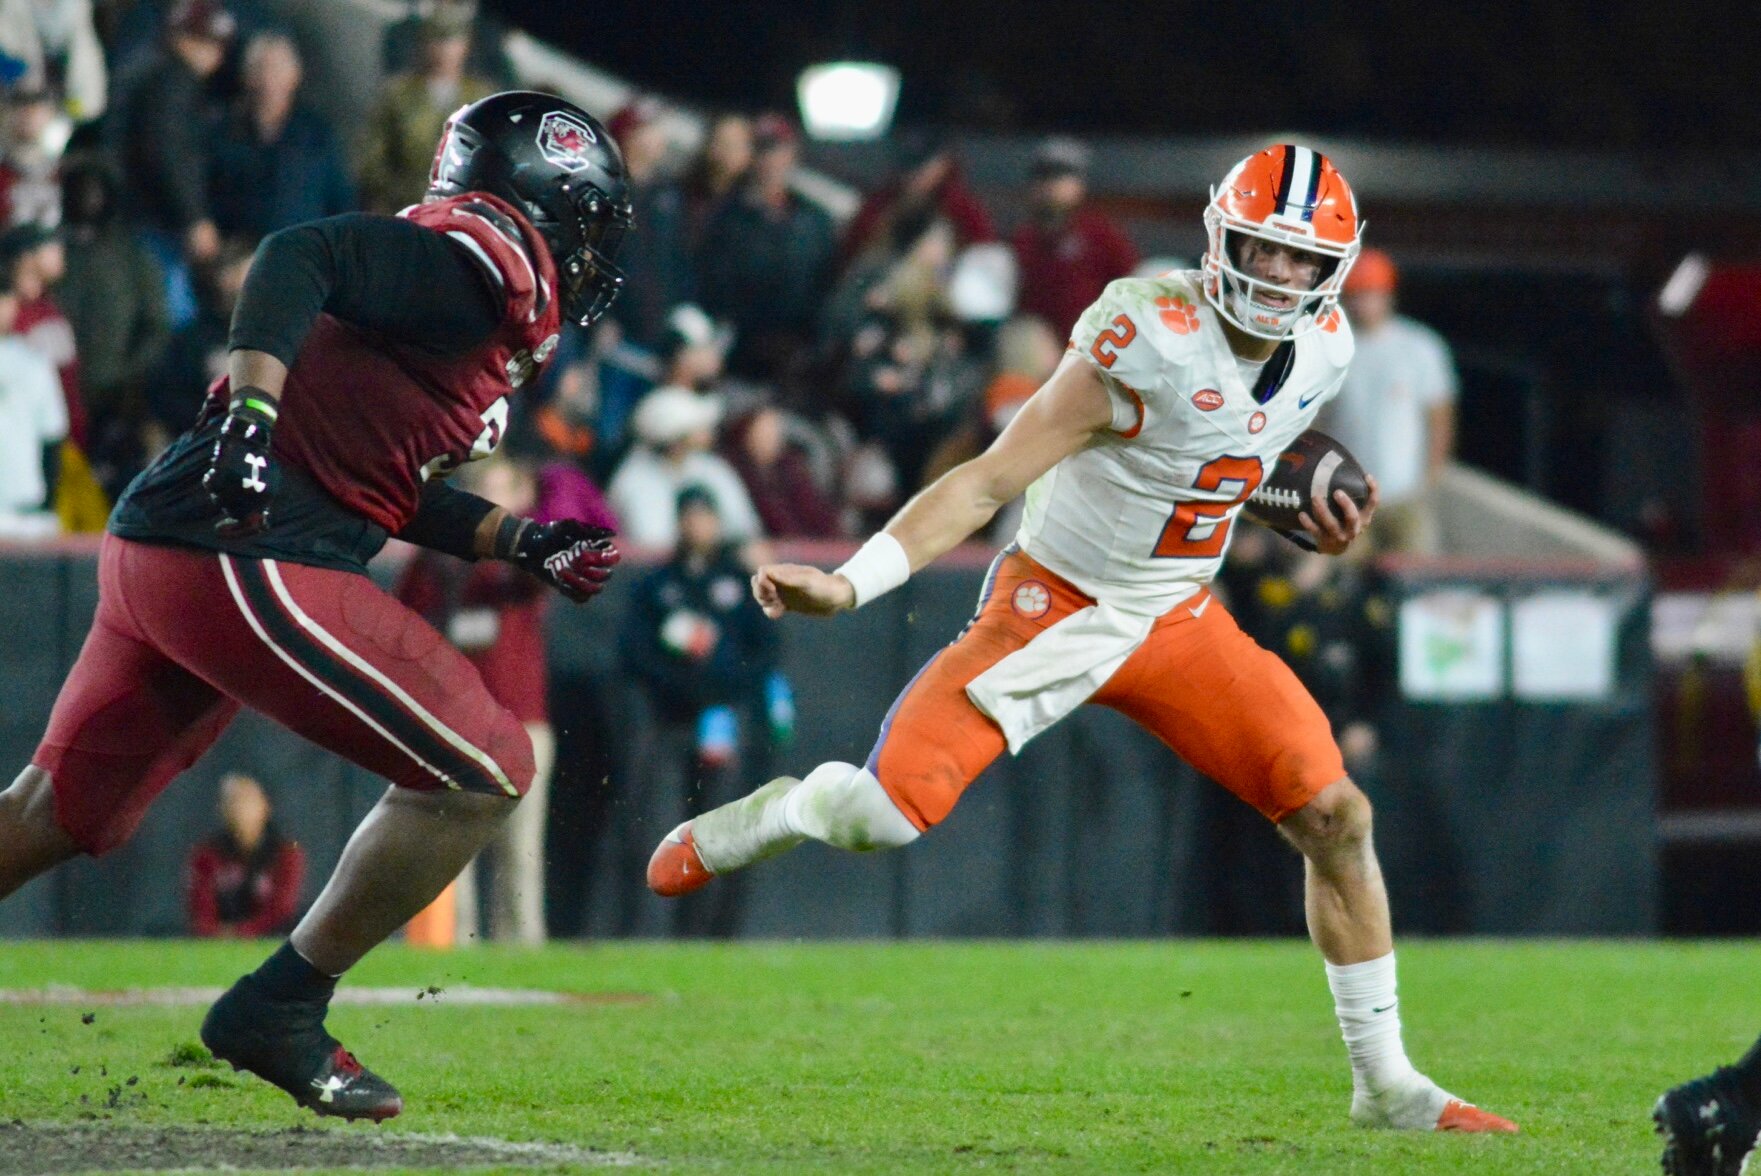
[509,519,620,603]
[202,392,280,538]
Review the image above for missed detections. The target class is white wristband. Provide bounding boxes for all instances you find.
[835,532,912,609]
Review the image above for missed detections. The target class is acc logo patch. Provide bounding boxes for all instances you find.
[1012,581,1051,619]
[1191,388,1224,412]
[1248,411,1267,434]
[537,111,597,171]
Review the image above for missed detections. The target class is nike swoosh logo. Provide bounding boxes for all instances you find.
[1371,1003,1396,1014]
[1298,390,1323,409]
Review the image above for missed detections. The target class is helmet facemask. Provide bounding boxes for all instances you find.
[1199,145,1363,342]
[541,173,633,328]
[1203,205,1358,341]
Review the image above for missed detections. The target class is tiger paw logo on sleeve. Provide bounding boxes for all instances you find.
[1157,295,1201,335]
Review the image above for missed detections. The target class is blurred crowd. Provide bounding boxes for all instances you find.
[5,0,1461,941]
[0,0,1155,552]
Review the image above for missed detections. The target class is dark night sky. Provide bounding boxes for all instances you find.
[484,1,1755,148]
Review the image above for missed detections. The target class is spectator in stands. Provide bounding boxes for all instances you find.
[0,216,106,527]
[1011,136,1138,337]
[609,383,762,550]
[395,456,555,945]
[557,300,733,465]
[721,405,841,539]
[0,84,62,226]
[1320,248,1459,555]
[98,0,272,84]
[54,151,168,499]
[185,772,304,938]
[679,112,750,250]
[145,232,248,442]
[605,97,693,351]
[920,312,1062,539]
[357,8,493,213]
[381,0,512,89]
[208,32,353,240]
[0,228,66,538]
[0,0,106,122]
[1,219,81,444]
[621,484,778,935]
[696,112,836,383]
[114,0,232,327]
[657,302,731,394]
[840,129,994,272]
[836,217,987,493]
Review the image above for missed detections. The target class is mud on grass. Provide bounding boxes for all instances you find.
[0,1122,641,1173]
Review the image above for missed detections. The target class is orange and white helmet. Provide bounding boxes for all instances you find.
[1202,144,1362,340]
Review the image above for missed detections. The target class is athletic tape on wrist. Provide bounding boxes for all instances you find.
[835,532,911,609]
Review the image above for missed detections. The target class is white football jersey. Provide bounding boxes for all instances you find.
[1015,271,1354,616]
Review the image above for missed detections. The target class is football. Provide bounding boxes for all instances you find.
[1244,429,1372,535]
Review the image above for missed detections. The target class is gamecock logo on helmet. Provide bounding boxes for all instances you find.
[537,111,597,171]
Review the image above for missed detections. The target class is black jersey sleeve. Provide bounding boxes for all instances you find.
[228,213,504,367]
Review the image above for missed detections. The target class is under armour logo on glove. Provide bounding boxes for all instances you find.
[242,453,269,493]
[509,519,620,603]
[203,392,281,538]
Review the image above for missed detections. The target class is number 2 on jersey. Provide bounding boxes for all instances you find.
[1153,455,1264,559]
[1088,314,1136,369]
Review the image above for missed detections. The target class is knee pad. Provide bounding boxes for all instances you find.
[793,762,921,851]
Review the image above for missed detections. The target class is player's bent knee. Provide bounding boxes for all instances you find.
[398,708,536,800]
[487,708,537,798]
[798,762,921,852]
[0,766,81,890]
[383,781,520,822]
[1279,776,1370,852]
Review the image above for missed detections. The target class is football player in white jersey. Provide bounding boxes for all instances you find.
[650,145,1516,1134]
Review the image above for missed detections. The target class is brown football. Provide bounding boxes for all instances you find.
[1244,429,1371,534]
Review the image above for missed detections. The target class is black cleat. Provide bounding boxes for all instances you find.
[1656,1067,1760,1176]
[200,975,404,1122]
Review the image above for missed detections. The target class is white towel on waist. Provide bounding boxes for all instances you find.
[965,602,1156,754]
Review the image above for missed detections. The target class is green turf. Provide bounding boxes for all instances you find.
[0,938,1755,1173]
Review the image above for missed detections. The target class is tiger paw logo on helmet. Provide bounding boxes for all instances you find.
[1156,295,1200,335]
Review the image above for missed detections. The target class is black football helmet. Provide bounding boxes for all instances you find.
[428,90,634,327]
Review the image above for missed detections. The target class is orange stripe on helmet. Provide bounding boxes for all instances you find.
[1214,144,1287,224]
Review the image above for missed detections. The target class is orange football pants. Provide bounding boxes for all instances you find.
[866,549,1346,830]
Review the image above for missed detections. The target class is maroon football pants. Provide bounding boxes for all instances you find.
[33,536,534,855]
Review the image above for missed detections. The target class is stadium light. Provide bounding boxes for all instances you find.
[797,62,900,141]
[1658,253,1709,317]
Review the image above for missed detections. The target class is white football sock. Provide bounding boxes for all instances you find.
[1326,953,1417,1094]
[781,762,920,851]
[693,762,919,874]
[1326,952,1453,1129]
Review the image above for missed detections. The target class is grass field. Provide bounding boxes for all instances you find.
[0,938,1755,1173]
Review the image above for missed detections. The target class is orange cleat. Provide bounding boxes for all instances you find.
[1436,1099,1519,1133]
[647,822,715,897]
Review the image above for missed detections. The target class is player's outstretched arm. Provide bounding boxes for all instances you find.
[753,354,1114,619]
